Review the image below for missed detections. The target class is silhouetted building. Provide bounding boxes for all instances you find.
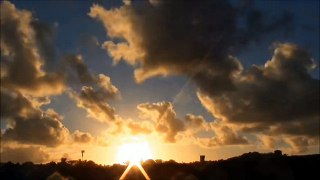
[200,155,205,163]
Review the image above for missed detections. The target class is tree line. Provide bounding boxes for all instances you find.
[1,151,319,180]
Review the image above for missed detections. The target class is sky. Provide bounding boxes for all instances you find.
[0,0,319,165]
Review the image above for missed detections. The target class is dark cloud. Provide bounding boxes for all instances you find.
[198,43,319,151]
[1,88,69,146]
[198,44,319,134]
[0,146,49,163]
[68,74,120,123]
[64,55,120,123]
[0,1,65,96]
[271,119,319,137]
[30,20,57,68]
[64,55,96,84]
[90,0,317,151]
[89,0,241,94]
[0,1,121,158]
[69,86,117,123]
[89,0,292,95]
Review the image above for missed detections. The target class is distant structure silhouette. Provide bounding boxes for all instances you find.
[200,155,205,163]
[1,152,319,179]
[274,150,282,156]
[81,150,85,161]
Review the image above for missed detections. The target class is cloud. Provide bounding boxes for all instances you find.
[68,76,119,123]
[1,0,317,157]
[89,1,316,150]
[0,1,65,96]
[285,137,309,154]
[89,1,242,90]
[270,119,319,137]
[0,146,49,163]
[1,87,69,147]
[65,55,120,123]
[30,20,57,67]
[198,44,319,134]
[89,1,292,94]
[258,134,318,154]
[127,120,152,135]
[0,1,122,163]
[137,101,249,146]
[64,54,96,84]
[71,130,110,147]
[69,86,117,123]
[211,125,248,146]
[138,102,185,142]
[184,114,207,131]
[183,114,210,136]
[259,135,281,150]
[72,130,94,144]
[197,122,249,148]
[103,117,153,137]
[0,1,121,125]
[198,43,319,151]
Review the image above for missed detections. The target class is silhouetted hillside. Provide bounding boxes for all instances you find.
[1,152,319,180]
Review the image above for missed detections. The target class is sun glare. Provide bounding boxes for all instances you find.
[117,141,152,165]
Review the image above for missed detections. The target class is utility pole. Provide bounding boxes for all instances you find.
[81,150,85,161]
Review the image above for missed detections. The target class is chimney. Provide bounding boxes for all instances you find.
[200,155,205,163]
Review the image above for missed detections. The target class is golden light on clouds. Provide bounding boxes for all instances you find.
[0,0,319,168]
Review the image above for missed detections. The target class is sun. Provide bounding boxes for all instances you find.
[117,141,153,165]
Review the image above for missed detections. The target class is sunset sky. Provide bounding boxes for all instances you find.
[1,0,319,165]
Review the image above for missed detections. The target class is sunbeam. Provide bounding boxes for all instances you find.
[119,161,151,180]
[117,140,152,179]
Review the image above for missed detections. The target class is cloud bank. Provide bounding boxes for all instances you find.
[1,1,65,96]
[0,0,318,163]
[90,1,319,152]
[0,1,118,163]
